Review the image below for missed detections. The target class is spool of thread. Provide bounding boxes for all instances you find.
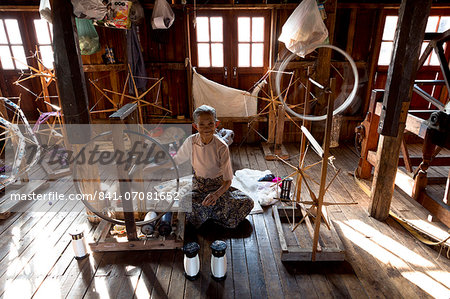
[183,242,200,280]
[141,211,157,235]
[69,229,89,260]
[158,212,172,236]
[280,177,293,200]
[210,240,227,281]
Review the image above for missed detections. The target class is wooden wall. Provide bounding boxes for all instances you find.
[0,2,449,144]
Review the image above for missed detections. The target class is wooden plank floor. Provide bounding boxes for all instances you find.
[0,143,449,298]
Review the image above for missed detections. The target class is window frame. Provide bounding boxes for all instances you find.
[191,10,271,74]
[0,18,28,70]
[195,15,225,68]
[32,18,54,69]
[0,11,40,74]
[377,9,450,71]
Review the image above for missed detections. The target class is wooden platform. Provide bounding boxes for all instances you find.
[262,142,289,160]
[0,143,449,298]
[89,214,185,252]
[273,205,345,261]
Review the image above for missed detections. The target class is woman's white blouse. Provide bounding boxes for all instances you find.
[173,133,233,181]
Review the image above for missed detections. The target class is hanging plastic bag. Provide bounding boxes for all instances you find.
[39,0,52,23]
[75,18,101,55]
[278,0,328,57]
[151,0,175,29]
[71,0,107,20]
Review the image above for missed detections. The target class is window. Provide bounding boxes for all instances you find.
[237,17,264,67]
[195,14,267,69]
[378,15,450,66]
[192,11,269,90]
[33,19,54,69]
[196,16,224,68]
[0,19,27,70]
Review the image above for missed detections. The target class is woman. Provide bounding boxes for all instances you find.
[174,105,254,228]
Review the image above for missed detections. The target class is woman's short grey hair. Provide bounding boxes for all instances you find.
[193,105,217,123]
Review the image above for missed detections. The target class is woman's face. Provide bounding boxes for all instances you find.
[193,113,217,138]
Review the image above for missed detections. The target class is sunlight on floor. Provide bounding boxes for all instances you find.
[425,270,450,289]
[337,220,450,298]
[134,275,151,297]
[3,278,32,298]
[32,279,62,299]
[395,169,414,196]
[339,220,427,268]
[346,219,434,267]
[92,278,110,299]
[7,243,19,260]
[403,271,450,298]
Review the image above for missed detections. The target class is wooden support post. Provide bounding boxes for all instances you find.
[185,10,193,120]
[356,90,383,179]
[312,78,336,261]
[294,68,313,206]
[400,137,413,173]
[369,0,432,221]
[267,108,276,144]
[412,128,436,200]
[110,103,139,241]
[50,0,103,222]
[314,0,336,113]
[50,0,91,140]
[274,104,285,155]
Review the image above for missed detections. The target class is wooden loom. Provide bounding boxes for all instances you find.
[356,30,450,227]
[272,77,356,261]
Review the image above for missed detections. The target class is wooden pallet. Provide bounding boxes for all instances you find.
[89,212,185,252]
[272,205,345,261]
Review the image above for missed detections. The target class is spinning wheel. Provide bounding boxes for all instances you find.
[0,97,41,188]
[271,45,359,261]
[275,44,359,121]
[72,128,180,227]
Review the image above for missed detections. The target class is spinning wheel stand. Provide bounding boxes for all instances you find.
[73,103,184,252]
[271,45,359,261]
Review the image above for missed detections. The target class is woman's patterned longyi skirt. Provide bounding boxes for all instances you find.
[183,175,254,228]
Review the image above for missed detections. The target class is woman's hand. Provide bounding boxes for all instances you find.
[201,180,231,206]
[202,192,219,206]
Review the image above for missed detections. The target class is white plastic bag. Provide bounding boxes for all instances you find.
[278,0,328,57]
[39,0,52,23]
[71,0,107,20]
[151,0,175,29]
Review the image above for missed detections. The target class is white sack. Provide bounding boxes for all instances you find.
[233,169,280,207]
[278,0,328,57]
[192,68,259,117]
